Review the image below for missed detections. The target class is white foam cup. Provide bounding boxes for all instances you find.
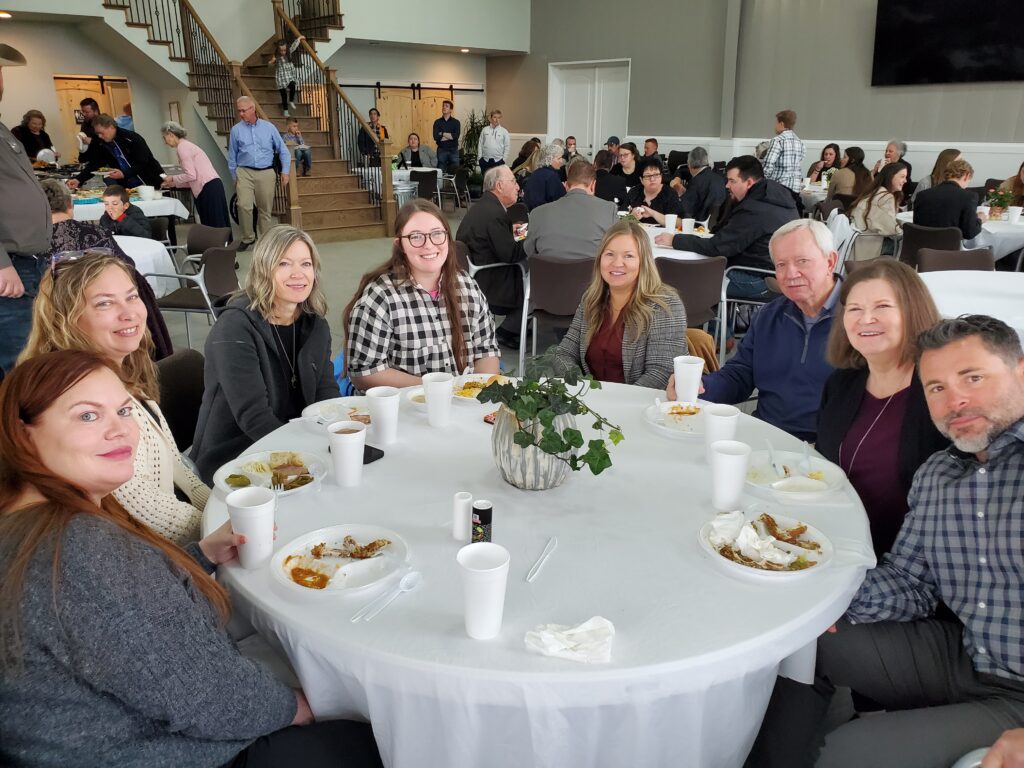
[327,420,366,487]
[709,440,752,512]
[682,217,696,234]
[366,386,400,444]
[456,542,511,639]
[663,213,677,232]
[704,404,741,462]
[673,355,704,404]
[422,372,454,427]
[226,487,276,569]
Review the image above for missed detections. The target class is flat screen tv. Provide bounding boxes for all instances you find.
[872,0,1024,86]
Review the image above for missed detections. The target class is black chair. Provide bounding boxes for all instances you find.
[813,200,844,221]
[917,247,995,273]
[410,170,437,201]
[833,193,856,211]
[985,178,1004,192]
[171,223,233,272]
[655,256,727,327]
[667,150,689,176]
[520,255,593,374]
[898,222,963,270]
[155,349,205,451]
[964,186,988,206]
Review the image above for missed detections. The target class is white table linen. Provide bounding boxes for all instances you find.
[919,270,1024,340]
[645,225,713,261]
[896,211,1024,261]
[114,235,178,297]
[800,185,828,211]
[73,196,190,222]
[203,382,873,768]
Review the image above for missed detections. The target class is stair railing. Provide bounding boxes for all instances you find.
[282,0,344,41]
[272,0,394,232]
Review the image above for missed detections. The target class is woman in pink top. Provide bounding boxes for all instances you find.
[159,121,231,228]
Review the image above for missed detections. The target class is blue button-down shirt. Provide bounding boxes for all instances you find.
[846,417,1024,682]
[228,118,290,178]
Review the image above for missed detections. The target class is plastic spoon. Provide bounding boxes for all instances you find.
[362,571,423,622]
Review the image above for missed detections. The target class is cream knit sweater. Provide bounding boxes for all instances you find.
[112,396,209,545]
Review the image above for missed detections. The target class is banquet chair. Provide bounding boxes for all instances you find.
[410,170,438,201]
[519,254,593,374]
[438,167,470,210]
[146,246,240,349]
[655,256,727,328]
[155,348,205,451]
[169,224,233,272]
[917,247,994,273]
[667,150,689,176]
[833,193,856,211]
[813,200,844,221]
[898,223,962,270]
[454,241,528,365]
[718,266,780,362]
[148,216,173,249]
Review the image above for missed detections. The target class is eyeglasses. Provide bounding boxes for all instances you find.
[49,248,114,277]
[641,174,661,181]
[401,229,448,248]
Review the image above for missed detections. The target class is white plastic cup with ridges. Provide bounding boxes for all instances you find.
[457,542,510,640]
[226,487,276,570]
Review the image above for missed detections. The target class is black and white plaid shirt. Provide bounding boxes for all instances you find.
[346,271,500,378]
[761,129,805,193]
[845,417,1024,682]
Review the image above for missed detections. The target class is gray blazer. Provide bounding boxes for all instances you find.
[399,144,438,168]
[552,293,687,388]
[524,188,618,261]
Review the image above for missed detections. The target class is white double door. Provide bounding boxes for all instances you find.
[547,60,630,160]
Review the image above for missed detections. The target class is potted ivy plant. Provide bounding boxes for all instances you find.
[477,373,624,491]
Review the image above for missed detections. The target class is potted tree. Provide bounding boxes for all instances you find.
[477,373,624,491]
[460,109,487,198]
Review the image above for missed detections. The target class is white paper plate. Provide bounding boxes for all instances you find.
[641,400,707,439]
[405,387,428,412]
[213,450,328,497]
[698,512,833,581]
[745,450,847,501]
[272,524,410,595]
[453,373,513,405]
[301,396,370,426]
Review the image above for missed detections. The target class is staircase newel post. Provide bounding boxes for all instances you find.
[272,0,285,40]
[380,138,396,236]
[228,61,244,104]
[327,68,341,160]
[286,166,302,229]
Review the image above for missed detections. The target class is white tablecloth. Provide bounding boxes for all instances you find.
[645,225,714,261]
[114,235,178,298]
[800,185,828,210]
[896,212,1024,261]
[919,270,1024,340]
[203,383,873,768]
[73,196,190,223]
[355,167,442,189]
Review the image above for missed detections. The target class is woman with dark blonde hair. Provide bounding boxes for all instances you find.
[826,146,872,200]
[552,220,686,387]
[910,147,960,205]
[848,161,909,261]
[807,142,841,184]
[997,159,1024,207]
[19,251,205,543]
[817,259,947,556]
[0,350,382,767]
[344,199,500,390]
[190,225,339,483]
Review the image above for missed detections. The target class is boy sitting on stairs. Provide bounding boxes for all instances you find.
[282,118,312,177]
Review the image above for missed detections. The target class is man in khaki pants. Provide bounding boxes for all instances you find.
[227,96,290,250]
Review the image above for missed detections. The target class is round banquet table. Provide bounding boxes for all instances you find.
[896,211,1024,262]
[203,383,874,768]
[799,184,828,211]
[644,223,713,261]
[919,270,1024,340]
[72,195,190,222]
[113,235,178,298]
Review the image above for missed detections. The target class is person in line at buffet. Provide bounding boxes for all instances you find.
[665,218,840,442]
[0,350,384,767]
[190,225,339,484]
[746,314,1024,768]
[552,219,686,388]
[10,109,58,161]
[19,251,206,543]
[816,259,946,557]
[69,114,165,190]
[345,199,500,390]
[98,185,152,239]
[160,121,232,228]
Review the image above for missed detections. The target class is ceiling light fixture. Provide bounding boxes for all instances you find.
[460,48,469,53]
[0,11,14,18]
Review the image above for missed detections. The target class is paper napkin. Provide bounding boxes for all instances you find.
[525,616,615,664]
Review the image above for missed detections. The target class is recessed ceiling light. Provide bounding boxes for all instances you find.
[0,11,13,18]
[460,48,469,53]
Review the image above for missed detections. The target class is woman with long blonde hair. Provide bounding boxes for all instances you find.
[552,220,686,387]
[0,350,382,767]
[189,225,340,483]
[19,251,207,544]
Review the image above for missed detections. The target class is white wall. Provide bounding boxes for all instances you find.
[185,0,275,62]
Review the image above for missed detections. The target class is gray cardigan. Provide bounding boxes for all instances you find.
[0,514,295,767]
[190,294,340,483]
[399,145,438,168]
[552,293,687,389]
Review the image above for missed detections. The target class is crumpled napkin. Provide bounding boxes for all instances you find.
[524,616,615,663]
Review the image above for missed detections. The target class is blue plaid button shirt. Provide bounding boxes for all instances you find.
[761,129,805,193]
[845,417,1024,682]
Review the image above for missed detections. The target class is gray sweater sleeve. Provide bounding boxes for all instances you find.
[57,517,296,741]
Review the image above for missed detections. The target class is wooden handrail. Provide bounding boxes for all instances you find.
[179,0,233,72]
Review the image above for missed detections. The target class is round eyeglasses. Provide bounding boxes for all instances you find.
[401,229,448,248]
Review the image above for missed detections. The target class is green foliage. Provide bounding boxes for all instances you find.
[460,109,488,168]
[478,376,624,476]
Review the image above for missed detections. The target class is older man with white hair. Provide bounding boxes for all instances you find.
[521,143,567,211]
[228,95,290,250]
[666,218,841,441]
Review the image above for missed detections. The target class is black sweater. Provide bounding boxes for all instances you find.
[912,180,983,240]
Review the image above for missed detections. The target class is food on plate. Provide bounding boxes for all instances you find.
[282,535,393,590]
[695,225,707,234]
[224,473,251,488]
[455,374,509,399]
[719,545,814,571]
[667,403,700,417]
[708,511,819,571]
[311,535,391,560]
[411,392,426,403]
[484,411,498,425]
[289,566,331,590]
[757,513,821,551]
[750,463,827,484]
[348,407,371,424]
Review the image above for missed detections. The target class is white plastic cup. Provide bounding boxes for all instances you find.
[663,213,677,233]
[673,355,704,404]
[453,491,473,542]
[366,385,400,444]
[682,217,695,234]
[709,440,752,512]
[704,404,741,462]
[226,487,276,570]
[803,177,811,189]
[1008,206,1023,225]
[456,542,510,640]
[977,205,990,220]
[422,372,454,427]
[137,185,156,201]
[327,420,366,487]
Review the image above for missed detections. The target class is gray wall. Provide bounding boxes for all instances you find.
[487,0,727,136]
[733,0,1024,142]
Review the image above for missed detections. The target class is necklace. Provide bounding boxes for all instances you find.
[839,392,897,473]
[271,322,297,388]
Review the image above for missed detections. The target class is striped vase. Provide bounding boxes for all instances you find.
[492,405,573,490]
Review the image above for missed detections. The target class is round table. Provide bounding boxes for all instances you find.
[72,195,190,222]
[113,235,178,297]
[644,224,714,261]
[896,211,1024,262]
[800,185,828,212]
[918,270,1024,339]
[203,383,873,768]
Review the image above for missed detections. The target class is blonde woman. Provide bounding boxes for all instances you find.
[189,225,339,483]
[18,251,208,544]
[552,220,687,388]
